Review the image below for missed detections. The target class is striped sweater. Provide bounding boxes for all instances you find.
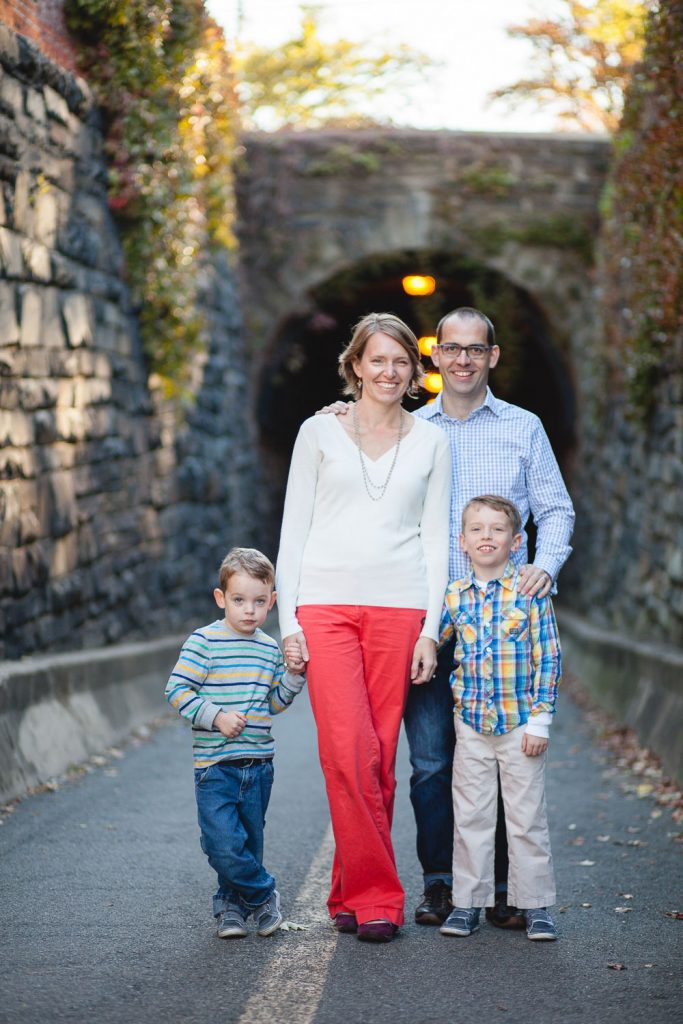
[165,619,306,768]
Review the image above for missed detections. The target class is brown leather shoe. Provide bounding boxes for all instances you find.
[415,880,453,925]
[485,892,526,929]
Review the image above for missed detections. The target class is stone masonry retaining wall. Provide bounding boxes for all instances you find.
[0,24,263,661]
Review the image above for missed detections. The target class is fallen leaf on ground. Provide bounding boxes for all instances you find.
[581,903,592,908]
[614,907,633,913]
[596,835,611,842]
[578,859,596,866]
[643,964,655,968]
[618,893,634,899]
[279,920,307,931]
[567,823,577,830]
[569,837,585,846]
[664,910,683,920]
[607,963,627,971]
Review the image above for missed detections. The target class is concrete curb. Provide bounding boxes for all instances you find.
[557,607,683,784]
[0,635,185,802]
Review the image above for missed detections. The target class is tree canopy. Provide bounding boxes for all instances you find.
[235,7,432,131]
[491,0,651,133]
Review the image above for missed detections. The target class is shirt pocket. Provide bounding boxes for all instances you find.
[500,606,529,642]
[455,611,478,646]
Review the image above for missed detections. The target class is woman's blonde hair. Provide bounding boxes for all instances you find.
[338,312,424,399]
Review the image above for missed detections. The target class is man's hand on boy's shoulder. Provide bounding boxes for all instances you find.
[518,564,552,598]
[521,733,548,757]
[214,710,247,738]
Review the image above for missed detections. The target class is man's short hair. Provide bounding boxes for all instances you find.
[461,495,522,536]
[218,547,275,591]
[436,307,496,347]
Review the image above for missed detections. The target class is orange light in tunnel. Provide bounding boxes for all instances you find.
[418,335,437,356]
[424,372,443,394]
[402,275,436,296]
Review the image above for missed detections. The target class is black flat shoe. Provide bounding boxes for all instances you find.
[415,880,452,925]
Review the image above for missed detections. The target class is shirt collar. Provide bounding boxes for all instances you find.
[420,387,501,421]
[454,560,518,594]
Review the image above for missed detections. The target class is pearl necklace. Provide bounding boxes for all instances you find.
[352,403,404,502]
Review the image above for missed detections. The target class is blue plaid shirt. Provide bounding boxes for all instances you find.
[439,561,561,735]
[414,389,574,583]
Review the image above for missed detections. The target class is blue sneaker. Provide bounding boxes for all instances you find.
[440,907,481,937]
[216,905,248,939]
[525,908,557,941]
[253,889,283,936]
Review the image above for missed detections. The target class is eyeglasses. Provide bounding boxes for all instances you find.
[436,343,493,360]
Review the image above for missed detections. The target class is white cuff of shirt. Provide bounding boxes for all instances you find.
[524,710,553,739]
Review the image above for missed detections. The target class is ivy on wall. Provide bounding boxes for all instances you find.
[65,0,239,397]
[599,0,683,418]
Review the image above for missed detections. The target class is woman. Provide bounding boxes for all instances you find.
[276,312,451,942]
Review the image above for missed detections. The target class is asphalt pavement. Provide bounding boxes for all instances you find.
[1,678,681,1024]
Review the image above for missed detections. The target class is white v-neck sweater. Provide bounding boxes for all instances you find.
[276,414,452,641]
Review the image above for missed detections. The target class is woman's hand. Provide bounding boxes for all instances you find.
[410,636,437,685]
[283,631,310,672]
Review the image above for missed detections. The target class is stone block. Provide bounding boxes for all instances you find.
[0,483,20,545]
[43,85,70,126]
[40,287,66,348]
[22,239,51,282]
[34,189,59,247]
[0,73,22,117]
[18,378,57,411]
[25,87,46,125]
[0,446,35,480]
[0,227,23,277]
[38,471,78,538]
[62,292,93,347]
[19,287,42,346]
[0,410,34,447]
[0,281,19,344]
[50,533,79,577]
[33,410,58,445]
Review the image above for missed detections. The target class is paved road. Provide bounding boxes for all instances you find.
[1,682,681,1024]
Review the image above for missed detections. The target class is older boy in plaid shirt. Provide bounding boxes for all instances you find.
[439,495,561,941]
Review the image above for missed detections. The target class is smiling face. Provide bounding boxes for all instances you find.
[460,503,522,580]
[352,331,413,406]
[430,315,499,410]
[214,572,276,635]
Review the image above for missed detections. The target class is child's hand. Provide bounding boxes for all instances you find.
[215,710,247,738]
[286,654,307,674]
[521,733,548,757]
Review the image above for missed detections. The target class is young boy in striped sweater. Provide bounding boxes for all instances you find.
[165,547,306,939]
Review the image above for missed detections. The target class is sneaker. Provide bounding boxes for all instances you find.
[216,906,248,939]
[485,890,526,930]
[440,907,481,937]
[525,908,557,941]
[415,880,453,925]
[252,889,283,937]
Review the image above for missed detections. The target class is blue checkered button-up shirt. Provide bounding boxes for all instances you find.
[413,389,574,583]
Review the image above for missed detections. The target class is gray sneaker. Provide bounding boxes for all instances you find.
[216,906,248,939]
[525,908,557,941]
[440,907,481,937]
[252,889,283,936]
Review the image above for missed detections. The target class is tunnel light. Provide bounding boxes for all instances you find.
[402,275,436,296]
[418,336,437,356]
[424,372,443,394]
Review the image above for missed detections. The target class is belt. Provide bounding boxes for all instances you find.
[224,756,273,768]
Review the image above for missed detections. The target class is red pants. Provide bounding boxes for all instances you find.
[297,604,425,926]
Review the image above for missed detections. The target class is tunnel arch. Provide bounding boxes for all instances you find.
[257,249,576,503]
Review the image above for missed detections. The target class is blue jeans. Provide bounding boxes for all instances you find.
[194,758,276,916]
[404,637,509,889]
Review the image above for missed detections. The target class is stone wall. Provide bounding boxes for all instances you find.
[0,24,263,660]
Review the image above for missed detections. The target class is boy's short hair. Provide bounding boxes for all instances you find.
[461,495,522,536]
[218,547,275,591]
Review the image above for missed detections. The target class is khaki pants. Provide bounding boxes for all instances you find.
[452,719,556,910]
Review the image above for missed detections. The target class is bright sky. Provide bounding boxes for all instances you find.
[206,0,573,132]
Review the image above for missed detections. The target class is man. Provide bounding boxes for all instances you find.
[406,307,574,928]
[318,306,574,927]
